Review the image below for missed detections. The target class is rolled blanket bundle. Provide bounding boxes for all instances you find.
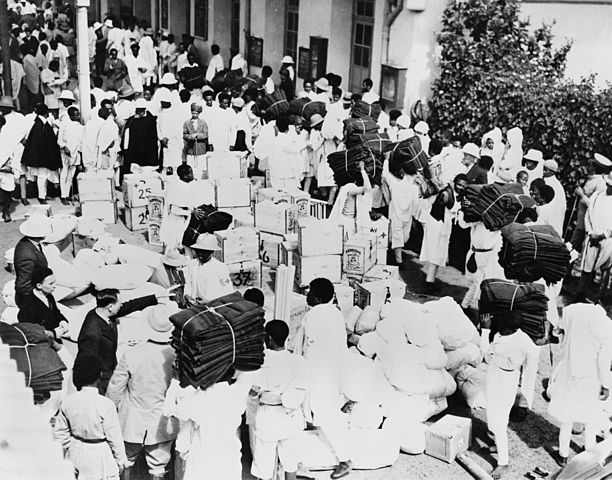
[288,98,327,121]
[0,322,66,394]
[169,292,265,390]
[255,88,290,120]
[352,100,382,121]
[358,132,393,156]
[344,117,378,145]
[327,145,383,187]
[462,183,537,230]
[499,223,570,284]
[479,279,548,343]
[182,204,233,247]
[387,136,429,172]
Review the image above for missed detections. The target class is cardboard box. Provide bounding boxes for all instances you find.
[354,279,406,311]
[377,248,388,265]
[147,221,163,247]
[259,231,284,268]
[215,178,251,208]
[147,195,164,221]
[256,188,291,204]
[214,227,259,264]
[228,260,262,289]
[362,264,400,283]
[192,180,216,206]
[293,252,342,288]
[359,216,390,249]
[425,415,472,463]
[122,175,163,208]
[297,218,344,257]
[343,233,377,275]
[77,171,115,202]
[205,152,242,180]
[222,206,253,221]
[124,205,149,231]
[286,189,310,217]
[81,201,117,224]
[255,200,298,235]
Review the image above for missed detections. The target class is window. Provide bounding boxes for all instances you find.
[160,0,168,30]
[349,0,375,92]
[194,0,208,40]
[284,0,299,60]
[231,0,240,51]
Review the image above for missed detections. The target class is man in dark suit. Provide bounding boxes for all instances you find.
[462,142,489,185]
[78,287,172,394]
[14,215,51,307]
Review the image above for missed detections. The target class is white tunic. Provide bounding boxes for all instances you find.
[183,257,233,303]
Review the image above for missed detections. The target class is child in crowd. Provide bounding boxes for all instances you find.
[516,170,529,194]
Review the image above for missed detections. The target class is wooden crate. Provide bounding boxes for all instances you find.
[215,178,251,208]
[359,215,390,249]
[354,279,406,311]
[287,190,310,217]
[254,200,298,235]
[297,218,343,257]
[228,260,262,289]
[293,252,342,288]
[122,174,163,208]
[147,195,164,221]
[362,264,400,283]
[259,231,285,268]
[124,205,149,231]
[213,227,259,264]
[206,152,243,180]
[192,180,216,206]
[343,233,377,275]
[147,220,163,247]
[77,171,115,202]
[425,415,472,463]
[81,200,117,224]
[256,188,291,204]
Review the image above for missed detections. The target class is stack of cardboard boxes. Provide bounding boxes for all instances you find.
[78,170,117,223]
[214,226,262,290]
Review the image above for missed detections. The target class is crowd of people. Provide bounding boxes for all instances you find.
[3,2,612,480]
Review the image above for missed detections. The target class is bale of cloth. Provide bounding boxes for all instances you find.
[0,322,66,394]
[182,204,233,247]
[357,132,393,155]
[462,183,538,230]
[255,89,290,120]
[498,223,570,284]
[344,117,379,148]
[327,144,383,187]
[479,279,548,343]
[169,292,265,390]
[352,100,382,121]
[387,136,430,172]
[287,98,327,122]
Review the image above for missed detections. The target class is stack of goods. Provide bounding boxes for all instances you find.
[182,204,233,247]
[169,292,265,389]
[462,183,537,230]
[358,132,392,155]
[327,144,383,187]
[344,117,379,149]
[343,233,377,276]
[0,322,66,395]
[288,98,327,122]
[351,100,382,121]
[214,226,262,289]
[479,279,549,343]
[256,187,310,218]
[78,170,117,224]
[499,223,570,283]
[294,217,343,287]
[388,136,430,172]
[359,213,390,264]
[273,264,297,322]
[255,88,290,120]
[343,264,400,288]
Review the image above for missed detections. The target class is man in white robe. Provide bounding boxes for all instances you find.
[58,107,83,203]
[200,92,234,153]
[81,109,105,171]
[138,29,157,86]
[97,108,120,170]
[205,44,224,82]
[542,159,567,236]
[124,44,150,95]
[157,93,185,170]
[266,116,302,190]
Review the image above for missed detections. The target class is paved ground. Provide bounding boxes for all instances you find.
[0,195,602,480]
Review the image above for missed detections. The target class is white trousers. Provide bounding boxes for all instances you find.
[582,238,612,273]
[559,421,598,458]
[486,365,520,466]
[60,164,77,198]
[251,434,301,479]
[319,419,351,464]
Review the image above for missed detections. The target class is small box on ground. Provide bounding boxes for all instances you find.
[293,252,342,288]
[255,200,298,235]
[124,205,149,231]
[214,227,259,264]
[77,171,115,202]
[122,174,163,208]
[228,260,262,289]
[215,178,251,208]
[363,264,400,283]
[206,152,242,180]
[192,180,216,206]
[147,195,164,221]
[343,233,377,275]
[297,218,343,257]
[425,415,472,463]
[256,188,291,204]
[259,231,285,268]
[148,221,163,247]
[354,279,406,311]
[81,201,117,224]
[286,189,310,217]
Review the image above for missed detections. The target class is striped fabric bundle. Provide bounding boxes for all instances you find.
[169,292,265,390]
[357,132,393,155]
[288,98,327,121]
[479,279,549,343]
[499,223,570,284]
[388,136,430,171]
[327,144,383,187]
[255,88,290,120]
[352,100,382,121]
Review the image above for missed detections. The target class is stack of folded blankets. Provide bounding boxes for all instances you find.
[343,117,378,147]
[351,100,382,121]
[388,136,430,171]
[462,183,537,230]
[182,204,233,247]
[255,89,290,119]
[169,292,266,390]
[357,132,392,155]
[499,223,570,284]
[0,322,66,394]
[479,279,549,343]
[327,144,383,187]
[288,98,327,122]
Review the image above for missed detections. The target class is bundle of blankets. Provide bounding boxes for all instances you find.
[479,279,549,343]
[499,223,570,284]
[182,204,233,247]
[0,322,66,395]
[327,144,384,187]
[351,100,382,121]
[255,88,290,120]
[288,98,327,122]
[169,292,265,390]
[463,183,538,230]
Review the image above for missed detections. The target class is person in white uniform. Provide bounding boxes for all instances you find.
[542,159,566,236]
[329,162,372,241]
[183,233,233,305]
[157,91,185,170]
[160,164,199,250]
[266,116,302,190]
[292,278,353,479]
[205,44,224,82]
[250,320,309,480]
[521,149,544,187]
[58,106,83,204]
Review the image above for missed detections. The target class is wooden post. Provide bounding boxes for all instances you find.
[0,0,13,97]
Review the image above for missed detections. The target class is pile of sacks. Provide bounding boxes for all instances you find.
[340,296,487,454]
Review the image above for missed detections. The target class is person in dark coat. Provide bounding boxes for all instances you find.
[462,142,488,185]
[77,288,171,394]
[17,266,69,340]
[14,215,51,307]
[120,98,159,178]
[21,103,62,203]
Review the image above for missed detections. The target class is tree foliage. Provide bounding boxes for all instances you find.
[429,0,612,192]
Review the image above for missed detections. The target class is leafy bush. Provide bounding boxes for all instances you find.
[429,0,612,193]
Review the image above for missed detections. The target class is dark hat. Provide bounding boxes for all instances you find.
[72,352,103,389]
